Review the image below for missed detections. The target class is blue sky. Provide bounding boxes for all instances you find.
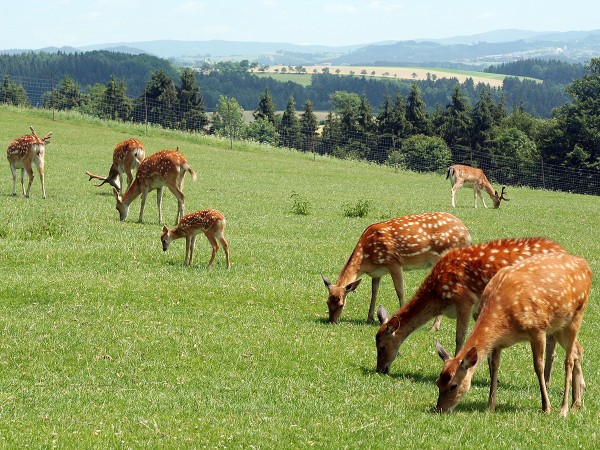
[1,0,599,49]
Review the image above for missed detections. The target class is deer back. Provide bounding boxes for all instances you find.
[7,133,48,164]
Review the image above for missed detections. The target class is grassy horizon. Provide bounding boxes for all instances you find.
[0,106,598,448]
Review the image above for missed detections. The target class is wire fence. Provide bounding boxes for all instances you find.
[3,73,599,196]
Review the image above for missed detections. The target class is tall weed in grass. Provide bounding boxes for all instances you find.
[0,106,599,448]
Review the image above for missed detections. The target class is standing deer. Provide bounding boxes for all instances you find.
[161,209,231,268]
[446,164,509,208]
[435,251,591,416]
[322,212,471,324]
[6,126,52,198]
[375,237,565,375]
[113,149,196,224]
[86,138,145,192]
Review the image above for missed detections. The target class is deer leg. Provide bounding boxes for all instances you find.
[487,348,501,412]
[188,235,197,266]
[454,305,472,355]
[167,185,185,224]
[20,168,25,195]
[571,341,584,410]
[184,235,192,265]
[220,233,231,269]
[24,165,35,198]
[138,190,148,223]
[389,267,405,307]
[544,334,557,386]
[37,163,46,199]
[531,333,551,414]
[451,182,463,208]
[9,164,17,196]
[206,233,219,269]
[367,277,382,324]
[155,187,164,224]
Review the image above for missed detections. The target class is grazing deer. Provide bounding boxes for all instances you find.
[113,149,196,224]
[161,209,231,268]
[86,138,145,192]
[6,126,52,198]
[322,212,471,324]
[375,237,566,374]
[446,164,509,208]
[435,251,591,416]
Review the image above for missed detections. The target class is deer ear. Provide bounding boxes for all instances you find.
[461,347,478,369]
[321,274,331,288]
[162,226,168,234]
[436,341,451,361]
[385,316,400,334]
[345,278,362,293]
[377,305,390,324]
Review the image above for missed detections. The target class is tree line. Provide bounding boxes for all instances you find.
[1,52,598,195]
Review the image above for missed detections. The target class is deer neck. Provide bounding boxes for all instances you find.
[394,290,441,342]
[121,178,142,205]
[336,245,364,286]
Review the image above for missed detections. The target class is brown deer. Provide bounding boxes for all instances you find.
[322,212,471,324]
[161,209,231,268]
[6,126,52,198]
[113,149,196,224]
[375,237,565,375]
[86,138,145,192]
[446,164,509,208]
[435,251,591,416]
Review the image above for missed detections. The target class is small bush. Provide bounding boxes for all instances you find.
[342,199,371,218]
[290,192,311,215]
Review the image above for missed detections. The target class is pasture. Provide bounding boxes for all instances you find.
[0,106,598,448]
[252,65,538,88]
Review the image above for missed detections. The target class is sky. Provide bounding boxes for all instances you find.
[1,0,599,50]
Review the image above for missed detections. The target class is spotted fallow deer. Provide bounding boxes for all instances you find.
[435,251,591,416]
[376,237,565,375]
[113,149,196,224]
[6,126,52,198]
[86,138,145,192]
[322,212,472,324]
[161,209,231,268]
[446,164,509,208]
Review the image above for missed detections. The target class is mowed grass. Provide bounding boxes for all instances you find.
[0,106,598,448]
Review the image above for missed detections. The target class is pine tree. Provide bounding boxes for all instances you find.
[299,100,318,153]
[406,82,430,136]
[254,86,277,126]
[279,96,302,149]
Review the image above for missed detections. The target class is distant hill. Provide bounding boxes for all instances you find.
[2,29,600,66]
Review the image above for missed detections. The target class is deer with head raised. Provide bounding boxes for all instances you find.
[376,237,566,375]
[86,138,145,192]
[161,209,231,268]
[322,212,472,324]
[6,126,52,198]
[113,149,196,224]
[435,251,591,416]
[446,164,509,208]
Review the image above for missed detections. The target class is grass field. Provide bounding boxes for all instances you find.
[253,65,539,88]
[0,106,598,448]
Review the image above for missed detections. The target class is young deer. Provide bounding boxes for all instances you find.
[6,126,52,198]
[446,164,509,208]
[161,209,230,268]
[86,138,145,192]
[322,212,471,324]
[113,149,196,224]
[375,237,565,374]
[435,251,591,416]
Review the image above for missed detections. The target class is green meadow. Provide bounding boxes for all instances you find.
[0,106,598,448]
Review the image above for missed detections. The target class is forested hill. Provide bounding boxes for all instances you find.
[0,51,178,96]
[0,50,579,117]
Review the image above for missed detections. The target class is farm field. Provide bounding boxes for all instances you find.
[253,64,536,87]
[0,106,598,448]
